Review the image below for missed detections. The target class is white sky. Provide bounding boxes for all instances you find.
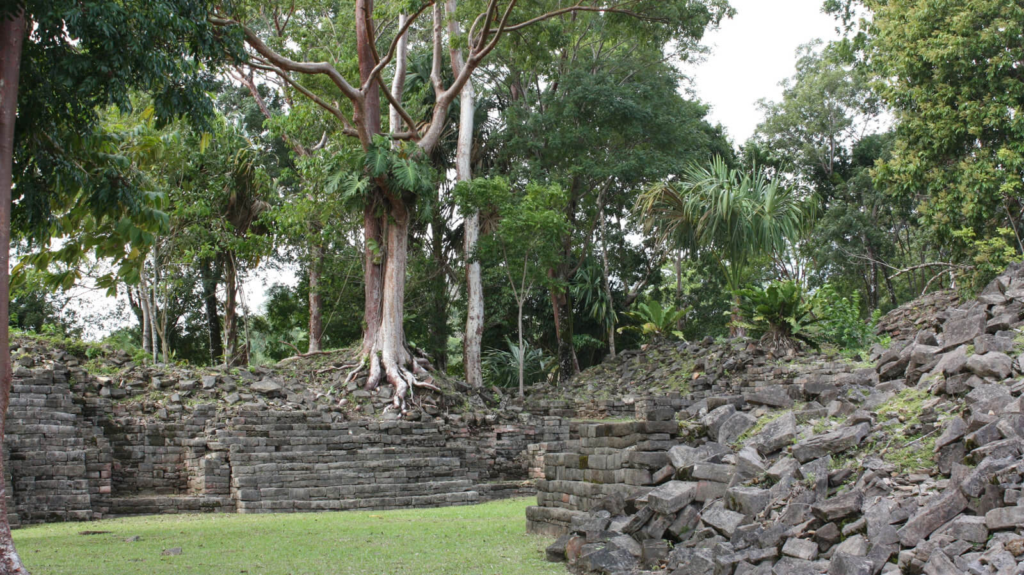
[686,0,842,145]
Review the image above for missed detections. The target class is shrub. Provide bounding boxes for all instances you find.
[813,285,878,350]
[732,280,818,354]
[482,339,552,389]
[617,300,690,341]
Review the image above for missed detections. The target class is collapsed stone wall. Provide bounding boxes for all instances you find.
[4,364,569,526]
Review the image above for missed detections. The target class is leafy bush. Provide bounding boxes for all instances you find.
[482,339,552,389]
[732,281,819,353]
[618,300,690,341]
[813,284,878,350]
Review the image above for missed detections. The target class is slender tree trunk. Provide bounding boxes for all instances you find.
[549,274,579,382]
[199,258,223,363]
[517,298,525,398]
[0,11,29,573]
[429,206,449,371]
[389,13,408,135]
[599,208,615,359]
[223,254,239,366]
[307,245,323,353]
[446,0,483,388]
[138,275,152,355]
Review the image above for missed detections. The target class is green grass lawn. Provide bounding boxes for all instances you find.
[14,498,564,575]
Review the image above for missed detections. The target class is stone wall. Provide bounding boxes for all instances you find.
[527,408,680,537]
[5,366,569,526]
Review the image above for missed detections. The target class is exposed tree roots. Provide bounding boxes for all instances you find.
[344,348,438,414]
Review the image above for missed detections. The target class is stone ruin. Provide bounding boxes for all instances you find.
[531,264,1024,575]
[9,264,1024,575]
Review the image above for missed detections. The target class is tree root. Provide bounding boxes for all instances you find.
[342,350,438,415]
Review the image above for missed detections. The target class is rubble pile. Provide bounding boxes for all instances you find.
[540,265,1024,575]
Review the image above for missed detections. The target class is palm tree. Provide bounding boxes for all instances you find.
[638,156,815,335]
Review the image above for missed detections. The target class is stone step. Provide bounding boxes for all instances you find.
[235,490,479,513]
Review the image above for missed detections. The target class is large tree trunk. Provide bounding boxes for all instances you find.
[357,0,385,360]
[199,258,223,363]
[389,13,408,135]
[307,245,323,353]
[348,0,438,410]
[0,11,30,574]
[223,253,239,366]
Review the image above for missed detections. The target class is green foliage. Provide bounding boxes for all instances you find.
[733,281,819,350]
[641,157,816,291]
[813,285,878,350]
[618,300,690,341]
[482,339,552,390]
[952,228,1024,296]
[866,0,1024,275]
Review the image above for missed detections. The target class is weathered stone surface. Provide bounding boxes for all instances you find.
[702,503,746,537]
[751,412,797,455]
[812,490,863,523]
[782,538,818,561]
[897,489,968,547]
[647,481,697,515]
[251,379,284,395]
[945,515,988,543]
[793,423,870,463]
[718,412,756,445]
[726,486,770,518]
[965,352,1013,380]
[941,314,987,350]
[985,505,1024,530]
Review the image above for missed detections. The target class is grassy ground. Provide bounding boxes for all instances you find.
[14,498,563,575]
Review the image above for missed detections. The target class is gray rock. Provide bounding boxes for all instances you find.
[812,490,864,523]
[965,352,1013,380]
[578,545,638,574]
[251,379,284,396]
[922,550,960,575]
[702,503,746,538]
[162,547,182,556]
[703,405,737,439]
[751,412,797,455]
[974,334,1014,354]
[767,457,801,482]
[201,375,218,389]
[647,481,697,515]
[945,515,988,543]
[719,412,757,445]
[744,386,794,409]
[985,505,1024,530]
[960,455,1015,498]
[834,534,868,556]
[736,446,768,478]
[934,416,968,451]
[941,314,988,350]
[726,486,770,517]
[828,552,873,575]
[793,423,870,463]
[897,489,968,547]
[931,346,969,377]
[783,538,819,561]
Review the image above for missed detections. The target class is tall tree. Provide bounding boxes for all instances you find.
[213,0,708,408]
[0,0,238,568]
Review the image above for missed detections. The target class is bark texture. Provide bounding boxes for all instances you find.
[446,0,483,388]
[307,246,323,353]
[199,258,223,363]
[0,10,30,574]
